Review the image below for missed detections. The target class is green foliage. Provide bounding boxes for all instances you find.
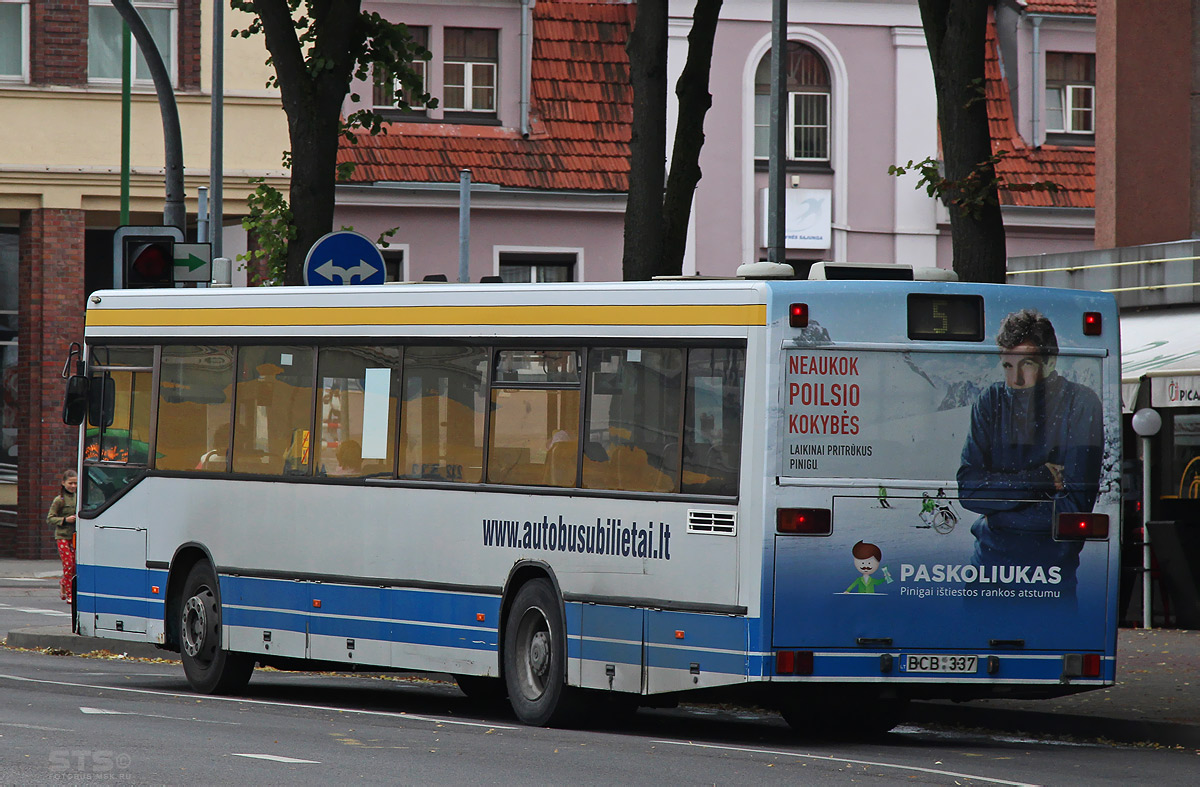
[239,179,294,286]
[889,152,1060,220]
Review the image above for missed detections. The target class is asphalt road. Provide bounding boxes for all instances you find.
[3,575,1200,785]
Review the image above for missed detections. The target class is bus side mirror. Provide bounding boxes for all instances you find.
[87,374,116,428]
[62,375,89,426]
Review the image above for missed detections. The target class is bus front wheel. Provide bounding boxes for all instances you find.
[503,579,579,726]
[179,562,254,694]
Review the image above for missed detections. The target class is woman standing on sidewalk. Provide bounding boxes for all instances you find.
[46,469,77,601]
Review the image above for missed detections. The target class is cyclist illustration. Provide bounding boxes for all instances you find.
[918,489,959,534]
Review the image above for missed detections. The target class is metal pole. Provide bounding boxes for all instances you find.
[1142,434,1154,629]
[197,186,209,246]
[210,0,224,256]
[120,21,132,226]
[458,169,471,282]
[111,0,185,230]
[766,0,787,263]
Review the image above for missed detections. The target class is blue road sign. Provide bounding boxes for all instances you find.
[303,231,387,285]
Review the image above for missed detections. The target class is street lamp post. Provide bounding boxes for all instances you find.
[1131,407,1162,629]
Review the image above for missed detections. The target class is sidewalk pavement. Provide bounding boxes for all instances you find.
[3,558,1198,746]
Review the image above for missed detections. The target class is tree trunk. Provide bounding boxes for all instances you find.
[918,0,1007,283]
[622,0,668,281]
[661,0,722,276]
[252,0,363,285]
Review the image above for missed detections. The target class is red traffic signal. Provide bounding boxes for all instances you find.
[124,237,175,288]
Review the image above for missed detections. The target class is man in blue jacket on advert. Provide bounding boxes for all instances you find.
[957,309,1103,598]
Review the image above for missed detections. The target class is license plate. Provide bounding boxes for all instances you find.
[903,654,978,673]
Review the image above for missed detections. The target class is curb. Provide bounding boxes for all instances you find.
[5,626,175,661]
[908,701,1200,749]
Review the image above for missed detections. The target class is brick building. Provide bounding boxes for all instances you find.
[0,0,287,557]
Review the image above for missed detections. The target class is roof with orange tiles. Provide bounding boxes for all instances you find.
[986,11,1095,209]
[339,0,634,192]
[1021,0,1096,15]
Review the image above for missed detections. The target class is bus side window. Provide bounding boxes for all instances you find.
[156,346,235,473]
[316,346,403,478]
[488,349,581,488]
[682,347,745,496]
[232,346,315,476]
[81,346,154,512]
[398,346,487,483]
[583,348,682,493]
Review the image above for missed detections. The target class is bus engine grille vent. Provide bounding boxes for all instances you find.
[687,510,737,536]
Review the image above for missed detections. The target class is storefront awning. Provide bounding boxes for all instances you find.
[1121,307,1200,411]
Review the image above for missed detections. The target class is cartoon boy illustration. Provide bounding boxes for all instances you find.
[845,540,892,593]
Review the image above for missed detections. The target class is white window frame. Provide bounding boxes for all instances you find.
[1046,84,1095,134]
[374,60,427,111]
[788,91,830,162]
[378,243,409,282]
[0,0,30,83]
[87,0,178,87]
[495,246,584,283]
[444,60,496,113]
[753,91,831,162]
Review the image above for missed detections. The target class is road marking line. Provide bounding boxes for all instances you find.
[231,753,319,764]
[80,706,240,725]
[0,721,74,732]
[0,673,516,730]
[651,740,1038,787]
[0,602,71,616]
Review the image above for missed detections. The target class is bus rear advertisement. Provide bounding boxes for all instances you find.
[64,271,1121,734]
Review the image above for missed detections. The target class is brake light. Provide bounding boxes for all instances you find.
[776,650,795,674]
[1082,653,1101,678]
[1056,512,1109,540]
[777,508,831,535]
[789,303,809,328]
[1083,312,1102,336]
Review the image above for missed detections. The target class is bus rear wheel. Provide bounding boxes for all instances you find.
[503,579,579,726]
[180,562,254,694]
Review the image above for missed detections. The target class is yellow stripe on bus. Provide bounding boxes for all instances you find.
[85,304,767,328]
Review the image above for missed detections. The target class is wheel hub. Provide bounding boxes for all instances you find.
[182,595,208,658]
[529,631,550,677]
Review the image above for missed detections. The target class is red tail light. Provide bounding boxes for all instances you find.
[789,303,809,328]
[776,650,795,674]
[795,651,814,675]
[1082,653,1101,678]
[1056,512,1109,540]
[1083,312,1102,336]
[777,508,831,535]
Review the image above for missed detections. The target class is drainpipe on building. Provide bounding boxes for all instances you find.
[111,0,186,231]
[1030,16,1042,147]
[520,0,533,137]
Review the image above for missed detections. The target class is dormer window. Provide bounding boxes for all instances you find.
[443,27,497,117]
[1045,51,1094,140]
[374,25,428,115]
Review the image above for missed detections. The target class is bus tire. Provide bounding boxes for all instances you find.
[180,562,254,695]
[503,578,579,726]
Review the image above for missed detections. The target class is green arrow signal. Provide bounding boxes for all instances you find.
[175,253,207,272]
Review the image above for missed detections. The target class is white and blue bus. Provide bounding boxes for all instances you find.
[66,265,1122,732]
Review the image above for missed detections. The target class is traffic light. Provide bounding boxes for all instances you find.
[124,236,175,288]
